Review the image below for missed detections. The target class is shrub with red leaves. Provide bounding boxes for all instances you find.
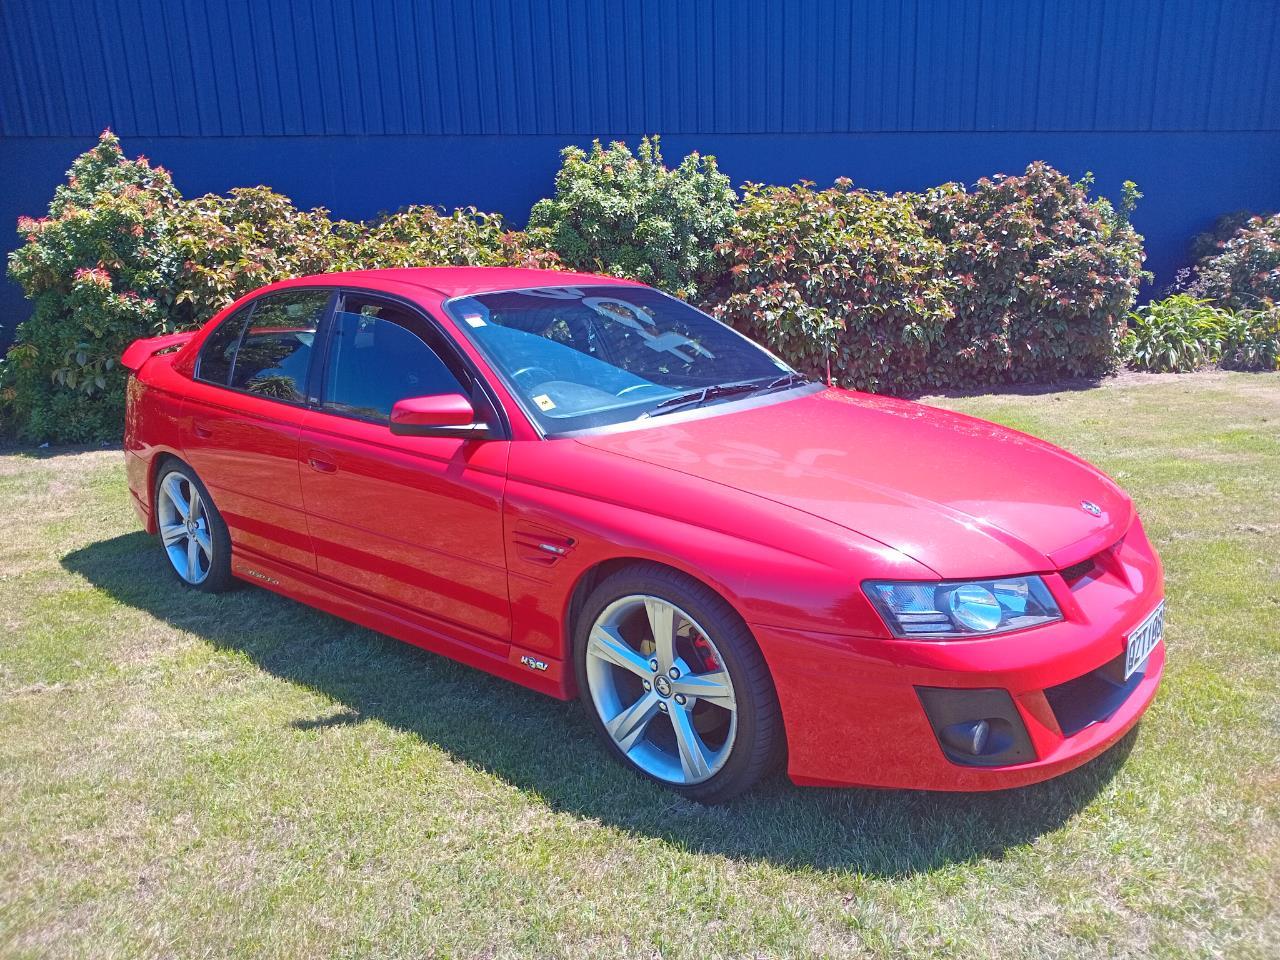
[917,163,1147,386]
[5,130,181,441]
[1186,212,1280,310]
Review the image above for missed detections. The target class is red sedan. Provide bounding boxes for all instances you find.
[122,268,1165,802]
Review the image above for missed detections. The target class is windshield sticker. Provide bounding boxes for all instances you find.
[462,313,486,327]
[533,393,557,411]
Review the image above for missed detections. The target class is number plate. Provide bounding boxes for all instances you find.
[1124,601,1165,680]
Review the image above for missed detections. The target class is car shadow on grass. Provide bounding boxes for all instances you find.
[64,531,1138,878]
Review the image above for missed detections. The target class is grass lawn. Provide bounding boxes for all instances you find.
[1,371,1277,959]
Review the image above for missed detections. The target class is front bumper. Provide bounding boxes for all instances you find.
[754,523,1165,791]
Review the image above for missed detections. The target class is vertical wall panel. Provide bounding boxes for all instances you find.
[389,1,421,134]
[0,3,33,135]
[913,0,947,133]
[1238,0,1280,130]
[848,3,874,132]
[566,0,591,133]
[468,0,494,134]
[271,0,311,136]
[22,0,64,135]
[246,0,283,136]
[695,0,714,133]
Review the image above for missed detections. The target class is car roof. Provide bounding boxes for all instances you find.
[286,266,644,299]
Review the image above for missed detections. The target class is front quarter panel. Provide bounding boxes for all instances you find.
[502,438,930,694]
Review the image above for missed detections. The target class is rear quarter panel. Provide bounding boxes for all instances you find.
[124,360,187,530]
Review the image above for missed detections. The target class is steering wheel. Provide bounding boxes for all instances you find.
[509,366,556,388]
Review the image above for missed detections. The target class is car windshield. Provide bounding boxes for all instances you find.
[444,285,801,433]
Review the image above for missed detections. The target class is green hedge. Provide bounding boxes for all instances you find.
[711,179,953,394]
[917,165,1147,385]
[1186,212,1280,310]
[709,164,1147,392]
[4,131,1164,443]
[5,133,181,441]
[170,188,560,331]
[527,136,736,299]
[1118,211,1280,375]
[2,134,559,442]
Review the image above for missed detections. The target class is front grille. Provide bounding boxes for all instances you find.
[1059,557,1096,583]
[1058,536,1124,587]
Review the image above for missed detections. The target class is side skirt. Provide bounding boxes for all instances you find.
[230,550,571,700]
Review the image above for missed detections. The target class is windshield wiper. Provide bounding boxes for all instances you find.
[639,373,809,420]
[755,372,809,393]
[639,380,762,419]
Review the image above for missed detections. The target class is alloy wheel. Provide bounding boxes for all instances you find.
[585,594,738,785]
[156,472,213,585]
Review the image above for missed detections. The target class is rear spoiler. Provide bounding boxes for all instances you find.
[120,331,195,372]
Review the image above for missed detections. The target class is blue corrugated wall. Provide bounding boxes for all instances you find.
[2,0,1278,348]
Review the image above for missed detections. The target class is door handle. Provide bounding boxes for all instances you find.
[307,454,337,473]
[192,421,213,439]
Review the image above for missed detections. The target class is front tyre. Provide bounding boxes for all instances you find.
[153,462,234,593]
[574,564,783,804]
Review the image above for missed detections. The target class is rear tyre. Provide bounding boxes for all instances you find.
[574,563,783,804]
[153,461,234,593]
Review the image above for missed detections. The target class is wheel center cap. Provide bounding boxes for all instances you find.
[653,675,672,698]
[186,519,197,534]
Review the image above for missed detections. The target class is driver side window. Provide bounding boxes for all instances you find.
[322,299,464,422]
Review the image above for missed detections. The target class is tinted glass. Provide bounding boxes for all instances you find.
[196,305,252,386]
[322,305,464,422]
[227,290,329,403]
[445,285,794,432]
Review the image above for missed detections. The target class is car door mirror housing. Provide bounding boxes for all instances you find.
[389,394,490,438]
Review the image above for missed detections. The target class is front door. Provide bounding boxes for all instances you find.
[298,293,511,654]
[181,288,333,572]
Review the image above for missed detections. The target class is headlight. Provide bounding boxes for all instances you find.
[863,576,1062,639]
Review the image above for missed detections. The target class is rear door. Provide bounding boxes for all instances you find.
[298,292,512,654]
[182,288,334,572]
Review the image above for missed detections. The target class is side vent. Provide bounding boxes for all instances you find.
[512,523,577,567]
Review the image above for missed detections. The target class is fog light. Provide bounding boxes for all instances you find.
[915,687,1036,767]
[940,719,991,756]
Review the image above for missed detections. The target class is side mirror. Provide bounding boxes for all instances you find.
[389,394,490,439]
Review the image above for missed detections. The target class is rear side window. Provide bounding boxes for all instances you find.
[196,305,252,386]
[227,290,330,403]
[322,300,465,422]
